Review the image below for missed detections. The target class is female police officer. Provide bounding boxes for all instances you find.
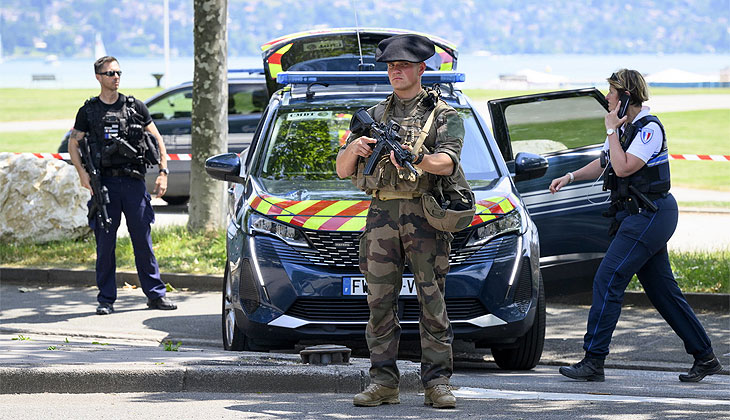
[549,69,722,383]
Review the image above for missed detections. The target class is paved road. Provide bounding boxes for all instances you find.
[1,284,727,418]
[1,284,727,373]
[0,387,728,420]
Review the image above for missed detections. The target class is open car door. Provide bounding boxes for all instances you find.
[488,88,613,294]
[260,28,458,97]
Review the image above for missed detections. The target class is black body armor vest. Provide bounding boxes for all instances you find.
[85,95,147,177]
[604,115,671,205]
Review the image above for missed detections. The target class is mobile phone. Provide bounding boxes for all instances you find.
[617,92,631,119]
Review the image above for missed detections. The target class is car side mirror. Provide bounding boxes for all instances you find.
[512,152,548,182]
[205,153,246,184]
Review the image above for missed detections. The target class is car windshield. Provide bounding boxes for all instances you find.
[254,104,500,198]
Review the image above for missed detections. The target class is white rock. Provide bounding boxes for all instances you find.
[0,153,90,243]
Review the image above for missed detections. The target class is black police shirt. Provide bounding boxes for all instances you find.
[73,94,152,133]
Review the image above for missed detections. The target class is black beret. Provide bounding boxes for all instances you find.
[375,34,436,63]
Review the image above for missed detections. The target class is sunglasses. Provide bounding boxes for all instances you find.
[97,70,122,77]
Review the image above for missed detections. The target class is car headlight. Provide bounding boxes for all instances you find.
[466,207,527,248]
[248,212,310,248]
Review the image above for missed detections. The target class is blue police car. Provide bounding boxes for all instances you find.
[205,29,612,370]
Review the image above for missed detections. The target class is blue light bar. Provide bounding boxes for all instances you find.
[277,71,465,85]
[229,68,264,74]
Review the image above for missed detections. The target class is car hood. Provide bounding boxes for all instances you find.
[248,177,519,232]
[260,28,458,97]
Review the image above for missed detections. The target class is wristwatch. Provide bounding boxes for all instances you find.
[606,128,615,136]
[159,168,169,175]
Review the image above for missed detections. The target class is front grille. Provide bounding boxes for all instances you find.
[302,230,362,267]
[285,297,488,323]
[254,229,517,270]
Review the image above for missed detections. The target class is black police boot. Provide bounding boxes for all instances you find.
[559,357,605,382]
[147,296,177,310]
[679,354,723,382]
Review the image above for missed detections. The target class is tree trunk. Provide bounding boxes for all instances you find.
[188,0,228,233]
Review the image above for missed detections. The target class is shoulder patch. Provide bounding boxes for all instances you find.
[640,127,655,144]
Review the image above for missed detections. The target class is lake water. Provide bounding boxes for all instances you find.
[0,54,728,90]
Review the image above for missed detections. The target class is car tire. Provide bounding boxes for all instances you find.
[162,196,189,206]
[491,274,545,370]
[222,262,250,351]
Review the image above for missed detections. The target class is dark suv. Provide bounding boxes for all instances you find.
[59,70,268,205]
[204,29,585,370]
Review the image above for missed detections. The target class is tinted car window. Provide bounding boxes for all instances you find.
[229,84,268,115]
[147,87,193,120]
[254,106,500,195]
[504,96,606,155]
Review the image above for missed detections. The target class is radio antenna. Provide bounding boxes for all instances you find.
[353,7,364,69]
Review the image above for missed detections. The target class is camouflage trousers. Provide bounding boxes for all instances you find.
[359,196,454,388]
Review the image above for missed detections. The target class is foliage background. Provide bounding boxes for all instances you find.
[1,0,728,57]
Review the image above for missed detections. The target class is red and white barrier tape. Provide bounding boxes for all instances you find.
[18,153,192,161]
[13,153,730,162]
[668,154,730,162]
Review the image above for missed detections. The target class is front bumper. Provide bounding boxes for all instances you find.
[228,221,540,348]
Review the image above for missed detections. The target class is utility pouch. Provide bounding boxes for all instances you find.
[143,132,161,166]
[421,166,475,233]
[625,196,640,215]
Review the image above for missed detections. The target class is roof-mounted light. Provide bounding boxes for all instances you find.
[229,68,264,75]
[277,71,465,85]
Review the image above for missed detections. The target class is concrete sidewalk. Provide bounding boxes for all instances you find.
[0,283,727,394]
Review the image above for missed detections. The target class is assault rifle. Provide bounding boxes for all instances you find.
[349,108,418,177]
[79,136,113,233]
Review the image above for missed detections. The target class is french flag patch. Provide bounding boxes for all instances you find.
[640,128,654,144]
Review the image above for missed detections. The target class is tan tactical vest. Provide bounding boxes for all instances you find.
[352,89,450,196]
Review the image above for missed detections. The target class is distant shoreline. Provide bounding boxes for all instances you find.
[2,53,728,90]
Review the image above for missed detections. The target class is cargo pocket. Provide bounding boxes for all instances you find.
[358,230,369,275]
[434,231,453,278]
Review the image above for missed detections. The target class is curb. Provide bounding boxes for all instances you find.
[0,267,221,291]
[678,206,730,214]
[548,290,729,312]
[0,364,422,395]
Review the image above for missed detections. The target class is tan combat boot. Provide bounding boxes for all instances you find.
[424,384,456,408]
[353,383,400,407]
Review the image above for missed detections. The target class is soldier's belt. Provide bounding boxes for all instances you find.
[373,190,423,201]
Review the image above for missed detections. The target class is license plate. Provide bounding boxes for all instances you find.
[342,277,417,296]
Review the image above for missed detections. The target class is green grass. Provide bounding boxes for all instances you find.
[676,201,730,209]
[0,129,68,153]
[0,225,226,275]
[0,88,162,122]
[628,249,730,294]
[659,109,730,191]
[462,87,730,101]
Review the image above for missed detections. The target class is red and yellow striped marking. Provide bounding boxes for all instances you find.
[266,43,294,80]
[471,194,518,225]
[249,194,371,231]
[435,46,453,71]
[247,191,518,231]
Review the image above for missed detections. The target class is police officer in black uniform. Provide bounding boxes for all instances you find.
[549,69,722,383]
[68,56,177,315]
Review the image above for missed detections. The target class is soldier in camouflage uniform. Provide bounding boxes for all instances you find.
[335,34,465,409]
